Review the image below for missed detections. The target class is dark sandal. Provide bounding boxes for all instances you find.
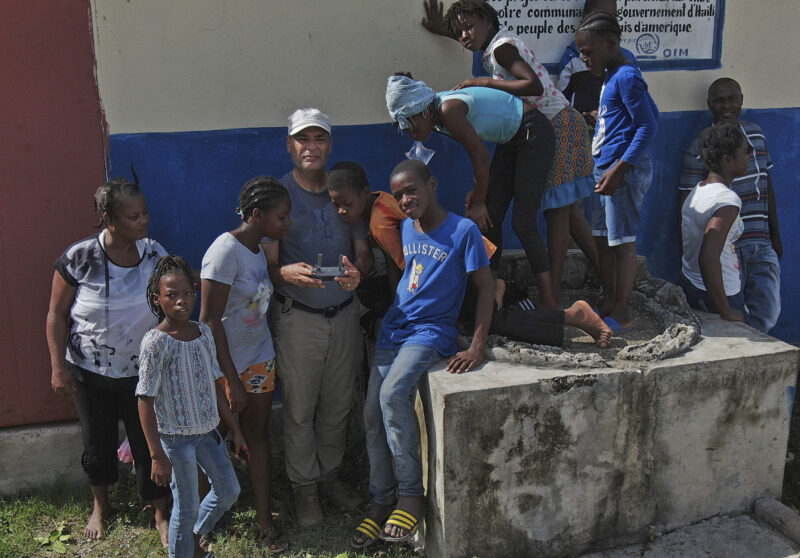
[379,509,420,543]
[260,528,289,555]
[352,517,382,549]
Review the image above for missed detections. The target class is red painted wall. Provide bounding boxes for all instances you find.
[0,2,106,426]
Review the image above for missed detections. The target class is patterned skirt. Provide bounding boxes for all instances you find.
[540,106,595,211]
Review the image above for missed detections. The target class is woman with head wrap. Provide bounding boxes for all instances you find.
[386,74,558,308]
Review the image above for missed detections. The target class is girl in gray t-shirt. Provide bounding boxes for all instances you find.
[199,176,291,553]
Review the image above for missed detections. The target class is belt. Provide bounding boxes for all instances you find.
[274,292,353,318]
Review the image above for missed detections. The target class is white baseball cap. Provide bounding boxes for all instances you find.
[287,108,331,136]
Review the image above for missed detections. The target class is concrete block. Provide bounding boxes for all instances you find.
[0,409,287,497]
[581,514,800,558]
[420,313,800,557]
[755,497,800,545]
[0,422,85,496]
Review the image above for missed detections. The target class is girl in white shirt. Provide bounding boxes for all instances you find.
[681,122,751,323]
[138,255,247,558]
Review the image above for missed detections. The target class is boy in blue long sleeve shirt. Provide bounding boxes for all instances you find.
[575,11,659,333]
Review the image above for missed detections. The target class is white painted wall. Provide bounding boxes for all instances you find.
[91,0,800,134]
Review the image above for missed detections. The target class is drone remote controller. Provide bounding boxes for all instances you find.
[311,253,347,280]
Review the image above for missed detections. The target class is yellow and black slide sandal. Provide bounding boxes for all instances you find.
[379,509,420,543]
[352,517,382,549]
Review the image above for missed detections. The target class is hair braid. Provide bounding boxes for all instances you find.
[577,10,621,39]
[146,255,194,322]
[236,176,290,221]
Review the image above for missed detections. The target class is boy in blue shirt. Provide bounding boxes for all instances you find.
[575,12,659,333]
[352,160,494,548]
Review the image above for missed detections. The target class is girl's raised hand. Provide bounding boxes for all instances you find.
[422,0,449,37]
[333,256,361,292]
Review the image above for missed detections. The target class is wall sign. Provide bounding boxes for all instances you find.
[473,0,724,74]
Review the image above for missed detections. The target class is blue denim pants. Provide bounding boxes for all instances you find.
[364,344,442,505]
[590,155,652,246]
[736,243,781,333]
[160,429,240,558]
[679,273,749,322]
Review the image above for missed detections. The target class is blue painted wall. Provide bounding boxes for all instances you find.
[109,106,800,343]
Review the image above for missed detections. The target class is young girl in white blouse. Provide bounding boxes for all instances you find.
[137,255,247,558]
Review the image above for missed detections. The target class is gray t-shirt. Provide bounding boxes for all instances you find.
[278,171,366,308]
[201,232,275,373]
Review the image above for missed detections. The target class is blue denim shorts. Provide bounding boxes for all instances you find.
[590,155,652,246]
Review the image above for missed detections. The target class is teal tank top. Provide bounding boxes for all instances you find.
[435,87,523,144]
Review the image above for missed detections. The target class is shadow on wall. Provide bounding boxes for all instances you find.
[108,107,800,343]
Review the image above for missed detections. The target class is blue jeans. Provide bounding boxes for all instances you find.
[679,273,749,321]
[590,155,652,246]
[364,344,442,505]
[160,429,240,558]
[737,243,781,333]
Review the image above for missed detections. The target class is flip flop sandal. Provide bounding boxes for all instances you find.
[351,517,382,549]
[603,316,632,335]
[379,509,420,543]
[260,528,289,555]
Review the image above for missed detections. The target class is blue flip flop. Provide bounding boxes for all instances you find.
[603,316,632,335]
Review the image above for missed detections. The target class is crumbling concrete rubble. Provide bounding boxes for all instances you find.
[462,251,702,366]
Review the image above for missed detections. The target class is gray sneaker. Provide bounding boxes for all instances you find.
[320,476,363,511]
[294,483,323,527]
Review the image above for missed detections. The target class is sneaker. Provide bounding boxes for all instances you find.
[320,476,363,511]
[294,483,323,527]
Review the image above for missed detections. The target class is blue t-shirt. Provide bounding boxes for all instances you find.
[436,87,522,144]
[592,64,658,169]
[377,213,489,356]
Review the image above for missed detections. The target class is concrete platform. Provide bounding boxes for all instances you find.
[0,422,86,496]
[419,313,800,557]
[0,407,285,497]
[582,503,800,558]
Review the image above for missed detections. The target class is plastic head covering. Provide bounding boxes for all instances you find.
[386,75,436,130]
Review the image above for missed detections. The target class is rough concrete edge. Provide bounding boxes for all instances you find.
[754,497,800,545]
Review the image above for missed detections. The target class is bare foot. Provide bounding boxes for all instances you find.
[382,495,424,541]
[84,509,105,540]
[565,300,613,348]
[151,495,170,548]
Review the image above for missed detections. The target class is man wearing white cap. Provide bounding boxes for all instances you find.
[264,108,372,526]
